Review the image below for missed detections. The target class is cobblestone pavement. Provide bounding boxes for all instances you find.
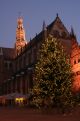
[0,106,80,121]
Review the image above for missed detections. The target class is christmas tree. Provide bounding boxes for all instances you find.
[31,35,73,109]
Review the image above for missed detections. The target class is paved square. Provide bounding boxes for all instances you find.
[0,106,80,121]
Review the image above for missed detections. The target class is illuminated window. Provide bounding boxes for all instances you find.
[15,98,25,105]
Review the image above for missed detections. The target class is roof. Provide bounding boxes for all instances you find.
[47,15,70,37]
[0,47,16,60]
[0,15,71,58]
[21,15,72,57]
[23,15,70,52]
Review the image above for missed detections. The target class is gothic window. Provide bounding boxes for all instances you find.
[23,56,26,66]
[19,58,21,70]
[25,53,28,66]
[9,63,12,68]
[21,38,24,41]
[15,60,18,70]
[74,60,76,64]
[19,57,22,69]
[20,27,23,30]
[22,77,26,94]
[5,62,8,68]
[33,48,37,62]
[76,71,80,75]
[18,27,20,29]
[4,61,12,70]
[78,59,80,63]
[28,52,31,65]
[28,72,33,89]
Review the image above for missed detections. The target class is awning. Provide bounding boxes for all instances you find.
[0,93,29,99]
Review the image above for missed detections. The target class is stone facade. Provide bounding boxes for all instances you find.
[70,33,80,91]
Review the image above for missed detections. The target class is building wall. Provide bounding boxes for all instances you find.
[70,38,80,91]
[0,55,13,84]
[0,16,80,105]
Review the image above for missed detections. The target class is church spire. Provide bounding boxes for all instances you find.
[15,15,27,54]
[43,20,46,31]
[70,27,78,49]
[42,21,47,41]
[70,26,76,39]
[56,13,59,18]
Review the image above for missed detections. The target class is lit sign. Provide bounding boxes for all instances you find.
[15,97,25,103]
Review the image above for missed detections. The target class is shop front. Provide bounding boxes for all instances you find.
[0,93,28,106]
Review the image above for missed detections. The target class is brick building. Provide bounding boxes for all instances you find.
[0,14,80,105]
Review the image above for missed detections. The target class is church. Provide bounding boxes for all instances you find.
[0,14,80,105]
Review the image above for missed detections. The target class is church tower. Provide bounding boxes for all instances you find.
[15,16,27,54]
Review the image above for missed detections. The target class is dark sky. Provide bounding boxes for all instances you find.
[0,0,80,47]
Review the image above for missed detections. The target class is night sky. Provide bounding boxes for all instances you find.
[0,0,80,47]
